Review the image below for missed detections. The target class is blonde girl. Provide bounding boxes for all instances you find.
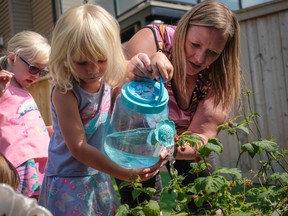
[0,31,50,199]
[38,4,162,215]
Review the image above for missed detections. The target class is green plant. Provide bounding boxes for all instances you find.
[115,91,288,215]
[115,176,161,216]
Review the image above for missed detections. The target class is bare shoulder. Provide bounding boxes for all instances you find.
[52,87,77,109]
[125,27,157,59]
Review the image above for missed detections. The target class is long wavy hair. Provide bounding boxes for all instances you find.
[172,0,240,111]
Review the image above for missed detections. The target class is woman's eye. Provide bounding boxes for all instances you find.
[207,50,218,57]
[192,43,200,48]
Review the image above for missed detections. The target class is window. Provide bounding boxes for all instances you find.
[114,0,145,17]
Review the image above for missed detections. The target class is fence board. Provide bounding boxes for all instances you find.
[217,8,288,175]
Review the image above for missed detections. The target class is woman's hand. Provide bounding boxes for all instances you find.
[150,51,173,82]
[0,70,14,96]
[127,52,173,82]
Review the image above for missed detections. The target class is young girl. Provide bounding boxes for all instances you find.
[38,4,163,215]
[0,31,51,199]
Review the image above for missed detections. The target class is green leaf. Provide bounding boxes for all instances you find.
[195,176,227,194]
[119,181,133,189]
[142,200,161,216]
[115,204,130,216]
[268,172,288,184]
[132,189,142,200]
[141,187,156,197]
[213,167,242,179]
[252,140,278,152]
[198,140,223,156]
[255,186,277,199]
[241,143,259,158]
[236,124,249,134]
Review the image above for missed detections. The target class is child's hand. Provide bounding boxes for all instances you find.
[130,155,169,182]
[0,70,14,96]
[130,167,160,182]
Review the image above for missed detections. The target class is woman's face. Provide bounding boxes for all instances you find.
[184,25,228,76]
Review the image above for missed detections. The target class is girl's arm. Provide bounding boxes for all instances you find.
[174,96,228,160]
[52,87,161,181]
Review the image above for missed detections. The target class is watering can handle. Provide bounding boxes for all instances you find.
[156,76,164,104]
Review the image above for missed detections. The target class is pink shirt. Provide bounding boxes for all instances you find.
[0,85,49,167]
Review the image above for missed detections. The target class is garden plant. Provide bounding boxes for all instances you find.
[115,91,288,216]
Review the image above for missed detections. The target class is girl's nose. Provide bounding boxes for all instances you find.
[90,62,100,73]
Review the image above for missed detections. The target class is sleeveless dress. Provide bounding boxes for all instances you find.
[0,85,49,198]
[38,82,119,216]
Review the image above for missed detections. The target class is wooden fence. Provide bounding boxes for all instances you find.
[217,0,288,175]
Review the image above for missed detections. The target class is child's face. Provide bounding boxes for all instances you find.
[10,55,48,88]
[72,59,107,85]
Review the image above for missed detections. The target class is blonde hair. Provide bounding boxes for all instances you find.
[0,153,19,190]
[49,4,127,92]
[172,0,240,110]
[0,31,50,69]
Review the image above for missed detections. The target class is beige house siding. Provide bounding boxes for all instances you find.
[0,0,12,47]
[11,0,33,33]
[31,0,54,39]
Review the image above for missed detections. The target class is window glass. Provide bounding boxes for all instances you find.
[115,0,145,16]
[218,0,240,10]
[160,0,198,4]
[241,0,272,8]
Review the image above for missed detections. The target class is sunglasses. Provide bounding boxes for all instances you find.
[19,56,49,77]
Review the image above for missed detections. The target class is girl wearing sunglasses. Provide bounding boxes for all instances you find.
[0,31,51,199]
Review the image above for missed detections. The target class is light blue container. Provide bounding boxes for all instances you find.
[104,78,175,168]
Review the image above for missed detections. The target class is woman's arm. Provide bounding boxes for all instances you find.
[52,87,161,181]
[125,28,157,59]
[175,96,228,160]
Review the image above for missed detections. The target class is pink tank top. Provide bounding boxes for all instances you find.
[0,85,49,167]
